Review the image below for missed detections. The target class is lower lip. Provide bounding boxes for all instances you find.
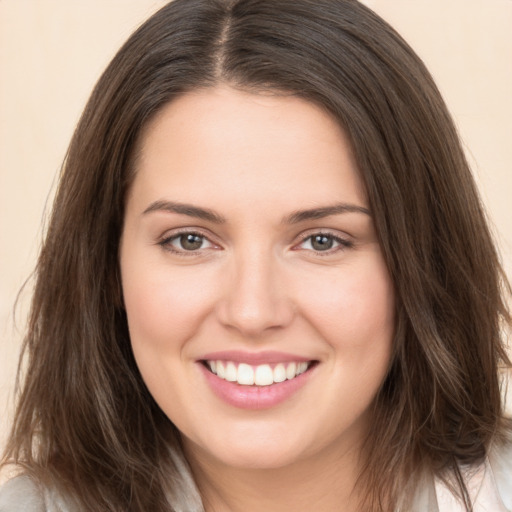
[198,363,315,410]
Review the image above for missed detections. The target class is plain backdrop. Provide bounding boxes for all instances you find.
[1,0,511,457]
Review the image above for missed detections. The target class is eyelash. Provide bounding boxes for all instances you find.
[294,231,354,255]
[158,230,217,255]
[157,230,353,256]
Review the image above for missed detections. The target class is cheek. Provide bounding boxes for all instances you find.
[121,256,217,351]
[299,257,395,350]
[310,258,395,419]
[120,256,219,420]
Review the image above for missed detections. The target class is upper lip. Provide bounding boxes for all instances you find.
[199,350,314,365]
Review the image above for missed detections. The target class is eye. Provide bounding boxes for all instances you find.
[297,233,352,253]
[159,231,216,253]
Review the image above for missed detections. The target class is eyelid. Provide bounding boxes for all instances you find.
[292,230,354,254]
[157,227,222,254]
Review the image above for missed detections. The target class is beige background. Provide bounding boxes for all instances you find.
[1,0,511,455]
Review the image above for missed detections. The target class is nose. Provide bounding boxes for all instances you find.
[215,249,295,337]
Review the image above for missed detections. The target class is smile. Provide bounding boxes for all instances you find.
[198,352,318,409]
[205,360,311,386]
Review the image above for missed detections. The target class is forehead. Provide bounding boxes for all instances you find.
[129,86,367,214]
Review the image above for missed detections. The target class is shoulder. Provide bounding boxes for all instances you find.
[435,441,512,512]
[0,475,75,512]
[488,440,512,511]
[0,476,44,512]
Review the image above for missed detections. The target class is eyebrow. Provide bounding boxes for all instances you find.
[142,200,226,224]
[142,200,370,224]
[284,203,371,224]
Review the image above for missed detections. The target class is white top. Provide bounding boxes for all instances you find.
[1,443,511,512]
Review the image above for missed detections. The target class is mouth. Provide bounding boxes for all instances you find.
[201,359,317,386]
[197,351,318,409]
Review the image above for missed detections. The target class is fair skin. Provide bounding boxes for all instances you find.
[120,86,395,512]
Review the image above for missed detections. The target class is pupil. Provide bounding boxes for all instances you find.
[181,234,203,250]
[312,235,333,251]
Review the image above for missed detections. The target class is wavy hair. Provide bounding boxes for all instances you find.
[2,0,511,510]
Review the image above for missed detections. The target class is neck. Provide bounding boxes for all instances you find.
[185,439,365,512]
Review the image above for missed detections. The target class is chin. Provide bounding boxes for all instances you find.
[184,424,314,471]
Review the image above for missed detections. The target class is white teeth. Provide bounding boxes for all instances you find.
[297,362,308,375]
[254,364,273,386]
[273,363,287,383]
[237,363,254,385]
[216,361,226,379]
[207,360,311,386]
[225,362,237,382]
[286,362,297,380]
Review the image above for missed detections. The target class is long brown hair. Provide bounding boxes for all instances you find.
[2,0,511,510]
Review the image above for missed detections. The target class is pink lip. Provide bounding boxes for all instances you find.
[197,357,317,410]
[199,350,312,365]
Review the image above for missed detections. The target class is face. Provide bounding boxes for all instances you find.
[120,86,395,471]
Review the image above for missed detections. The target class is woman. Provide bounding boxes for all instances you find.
[1,0,510,510]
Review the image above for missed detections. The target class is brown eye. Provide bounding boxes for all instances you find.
[296,232,353,254]
[159,231,215,253]
[178,233,205,251]
[310,234,334,251]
